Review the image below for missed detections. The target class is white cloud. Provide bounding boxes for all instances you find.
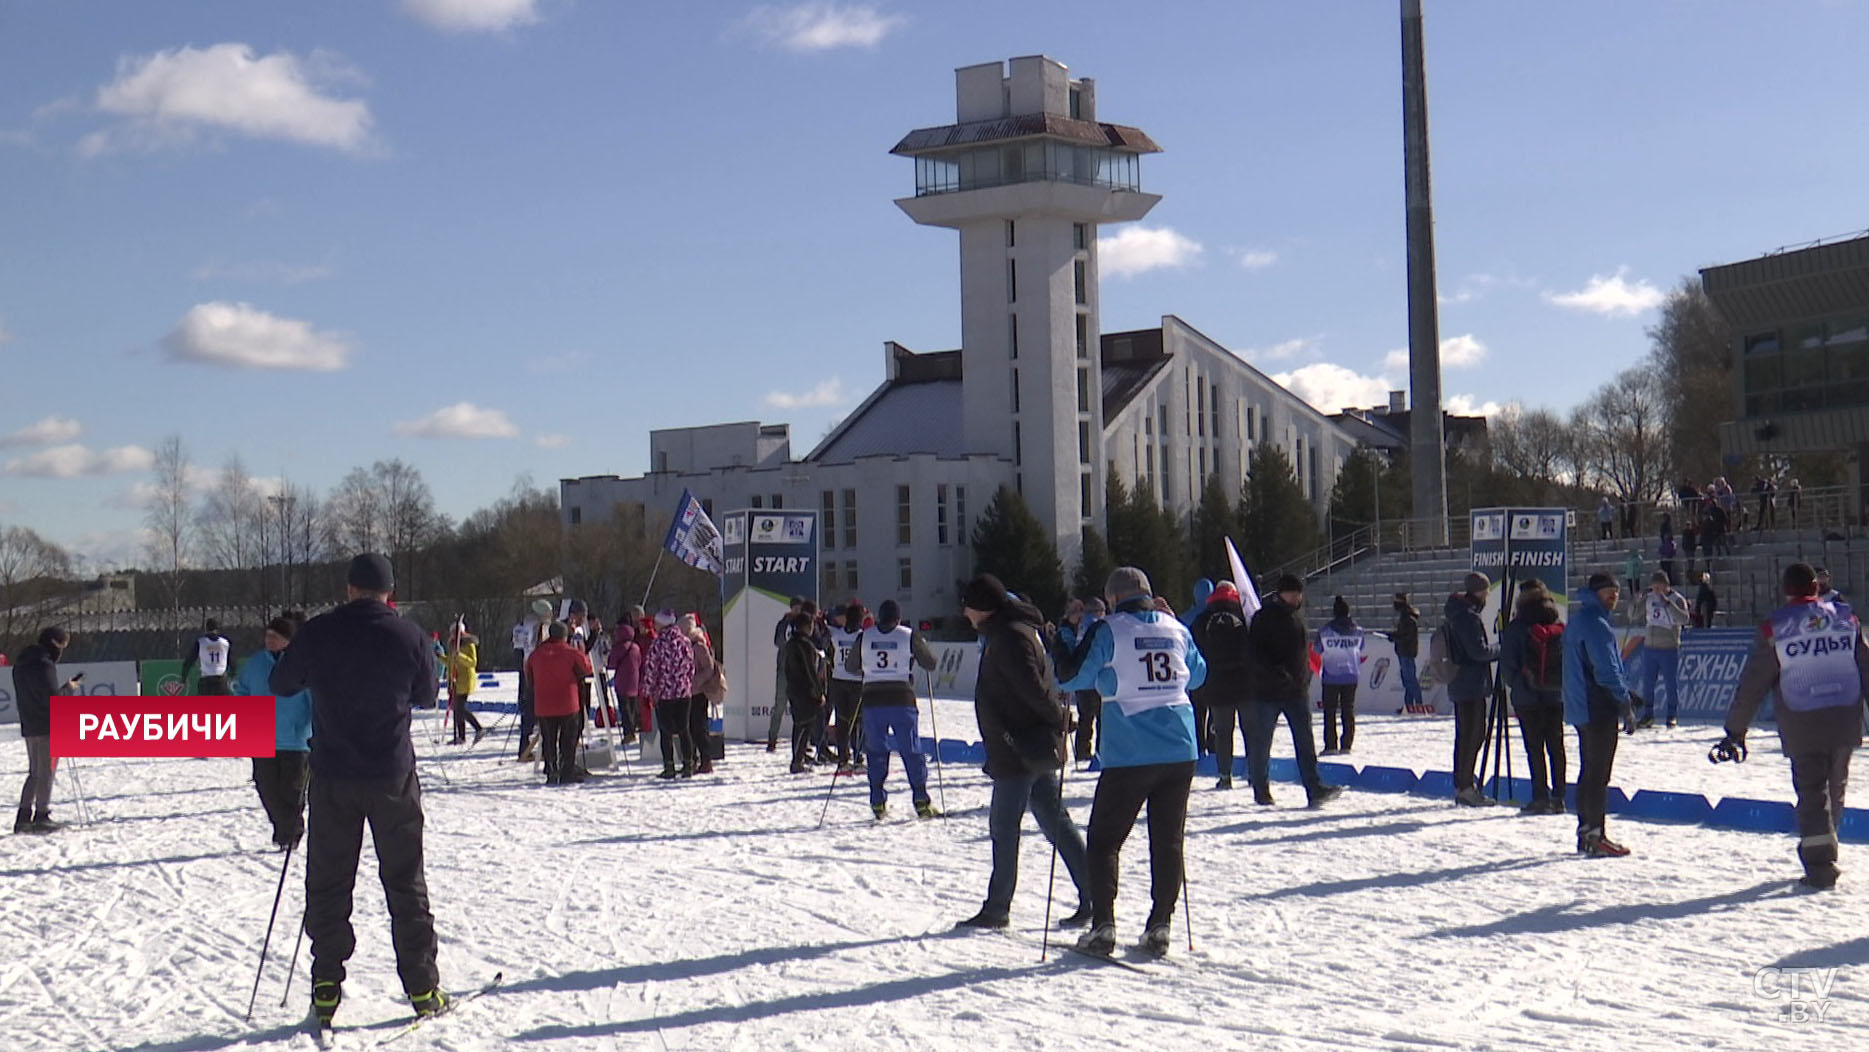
[392,403,520,439]
[1272,364,1396,415]
[4,444,155,478]
[402,0,542,32]
[764,377,851,410]
[1446,394,1506,417]
[1,416,83,447]
[191,258,335,285]
[68,527,156,571]
[1243,337,1319,364]
[162,301,354,371]
[1544,266,1665,317]
[1098,226,1204,279]
[82,44,373,155]
[736,3,905,51]
[1383,334,1487,372]
[534,433,572,449]
[1236,249,1278,271]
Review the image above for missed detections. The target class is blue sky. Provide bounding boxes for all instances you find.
[3,0,1866,568]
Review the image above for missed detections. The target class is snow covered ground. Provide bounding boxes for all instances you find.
[2,699,1866,1051]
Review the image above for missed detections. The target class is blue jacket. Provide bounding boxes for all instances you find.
[1180,578,1215,627]
[1562,589,1630,725]
[1059,600,1208,768]
[235,648,312,752]
[1443,593,1498,702]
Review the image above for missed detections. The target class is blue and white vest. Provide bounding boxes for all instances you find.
[1099,613,1199,768]
[1318,624,1364,686]
[1767,599,1864,713]
[860,625,915,685]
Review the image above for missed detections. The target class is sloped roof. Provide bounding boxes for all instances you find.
[807,380,968,463]
[1701,232,1869,329]
[891,114,1160,156]
[1100,356,1171,421]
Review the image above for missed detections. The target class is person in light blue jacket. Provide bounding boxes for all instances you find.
[237,613,314,850]
[1562,575,1633,858]
[1058,567,1207,959]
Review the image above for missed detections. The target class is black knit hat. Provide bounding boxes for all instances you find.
[877,599,901,630]
[1784,562,1819,597]
[1587,571,1617,593]
[961,573,1009,612]
[347,552,395,592]
[1275,573,1304,594]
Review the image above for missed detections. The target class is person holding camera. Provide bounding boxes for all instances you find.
[12,626,80,834]
[955,573,1091,931]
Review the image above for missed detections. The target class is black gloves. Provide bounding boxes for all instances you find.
[1709,734,1748,765]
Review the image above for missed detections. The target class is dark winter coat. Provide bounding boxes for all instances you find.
[1249,596,1310,701]
[1392,606,1420,659]
[1498,593,1562,709]
[269,597,433,781]
[1443,592,1499,703]
[9,643,62,738]
[780,632,825,705]
[1191,598,1255,703]
[972,598,1066,778]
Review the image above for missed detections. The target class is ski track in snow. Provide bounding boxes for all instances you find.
[1,701,1865,1051]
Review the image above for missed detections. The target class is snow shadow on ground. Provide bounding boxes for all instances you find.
[1428,879,1789,938]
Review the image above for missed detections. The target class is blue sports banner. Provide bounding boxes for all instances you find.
[1621,627,1763,724]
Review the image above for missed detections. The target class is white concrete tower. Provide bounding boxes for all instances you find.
[892,56,1160,560]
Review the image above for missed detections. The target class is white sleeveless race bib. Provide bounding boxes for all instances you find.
[198,636,230,677]
[1103,613,1191,714]
[830,626,865,682]
[860,625,915,684]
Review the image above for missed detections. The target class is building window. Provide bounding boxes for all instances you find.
[1076,367,1090,412]
[1198,447,1207,480]
[896,484,912,546]
[1159,405,1169,441]
[1006,219,1016,247]
[1210,381,1222,439]
[1012,368,1020,413]
[771,493,783,510]
[751,495,763,509]
[1079,420,1092,465]
[821,490,836,550]
[569,506,581,526]
[1069,87,1082,120]
[1008,259,1018,303]
[936,484,950,545]
[898,558,913,590]
[1074,259,1087,304]
[846,560,860,592]
[656,451,669,472]
[1310,444,1320,501]
[1009,314,1018,359]
[956,486,967,546]
[1075,313,1089,359]
[1073,222,1087,251]
[1014,420,1023,466]
[1196,381,1206,437]
[1080,472,1093,519]
[823,561,838,595]
[842,489,857,549]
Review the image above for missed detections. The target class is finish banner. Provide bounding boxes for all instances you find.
[51,696,277,759]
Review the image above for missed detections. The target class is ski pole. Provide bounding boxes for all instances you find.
[64,757,92,826]
[1040,763,1063,962]
[924,671,948,816]
[1181,869,1194,953]
[247,845,295,1021]
[279,911,306,1007]
[817,696,866,829]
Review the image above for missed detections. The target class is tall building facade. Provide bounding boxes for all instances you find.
[564,57,1360,621]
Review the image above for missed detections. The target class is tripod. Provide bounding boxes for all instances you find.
[1476,575,1518,804]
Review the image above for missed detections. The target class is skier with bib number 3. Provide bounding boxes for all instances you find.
[844,600,938,819]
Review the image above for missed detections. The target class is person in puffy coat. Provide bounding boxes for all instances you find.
[607,622,643,743]
[641,610,697,778]
[1498,583,1567,815]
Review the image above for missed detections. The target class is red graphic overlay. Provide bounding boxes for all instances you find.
[51,696,277,759]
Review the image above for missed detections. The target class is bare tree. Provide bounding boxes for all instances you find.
[1576,367,1672,506]
[198,455,266,603]
[0,525,72,655]
[377,459,445,596]
[1647,278,1735,485]
[327,466,383,556]
[1489,405,1575,501]
[143,435,195,643]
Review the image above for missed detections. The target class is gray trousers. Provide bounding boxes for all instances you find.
[1790,745,1852,875]
[767,656,788,743]
[17,736,54,816]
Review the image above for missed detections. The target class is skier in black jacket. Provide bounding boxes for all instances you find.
[269,553,446,1031]
[1191,582,1254,790]
[12,627,79,834]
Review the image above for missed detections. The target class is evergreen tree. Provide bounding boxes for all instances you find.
[1327,448,1408,550]
[970,485,1068,617]
[1106,473,1193,605]
[1236,445,1321,574]
[1073,525,1117,601]
[1191,472,1239,582]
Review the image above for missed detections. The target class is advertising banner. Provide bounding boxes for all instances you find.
[1306,632,1452,715]
[1620,627,1761,724]
[722,510,819,740]
[1470,507,1569,642]
[1,661,142,726]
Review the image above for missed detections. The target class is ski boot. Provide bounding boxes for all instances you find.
[1139,923,1172,958]
[914,799,940,819]
[25,811,63,833]
[1056,903,1092,929]
[871,802,888,821]
[13,808,31,834]
[311,980,342,1029]
[1308,785,1344,809]
[1074,923,1117,956]
[409,987,451,1018]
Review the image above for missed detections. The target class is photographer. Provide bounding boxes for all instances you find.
[12,626,80,835]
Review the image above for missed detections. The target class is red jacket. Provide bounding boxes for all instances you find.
[526,640,593,718]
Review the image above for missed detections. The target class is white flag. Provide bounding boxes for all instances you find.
[1225,537,1261,620]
